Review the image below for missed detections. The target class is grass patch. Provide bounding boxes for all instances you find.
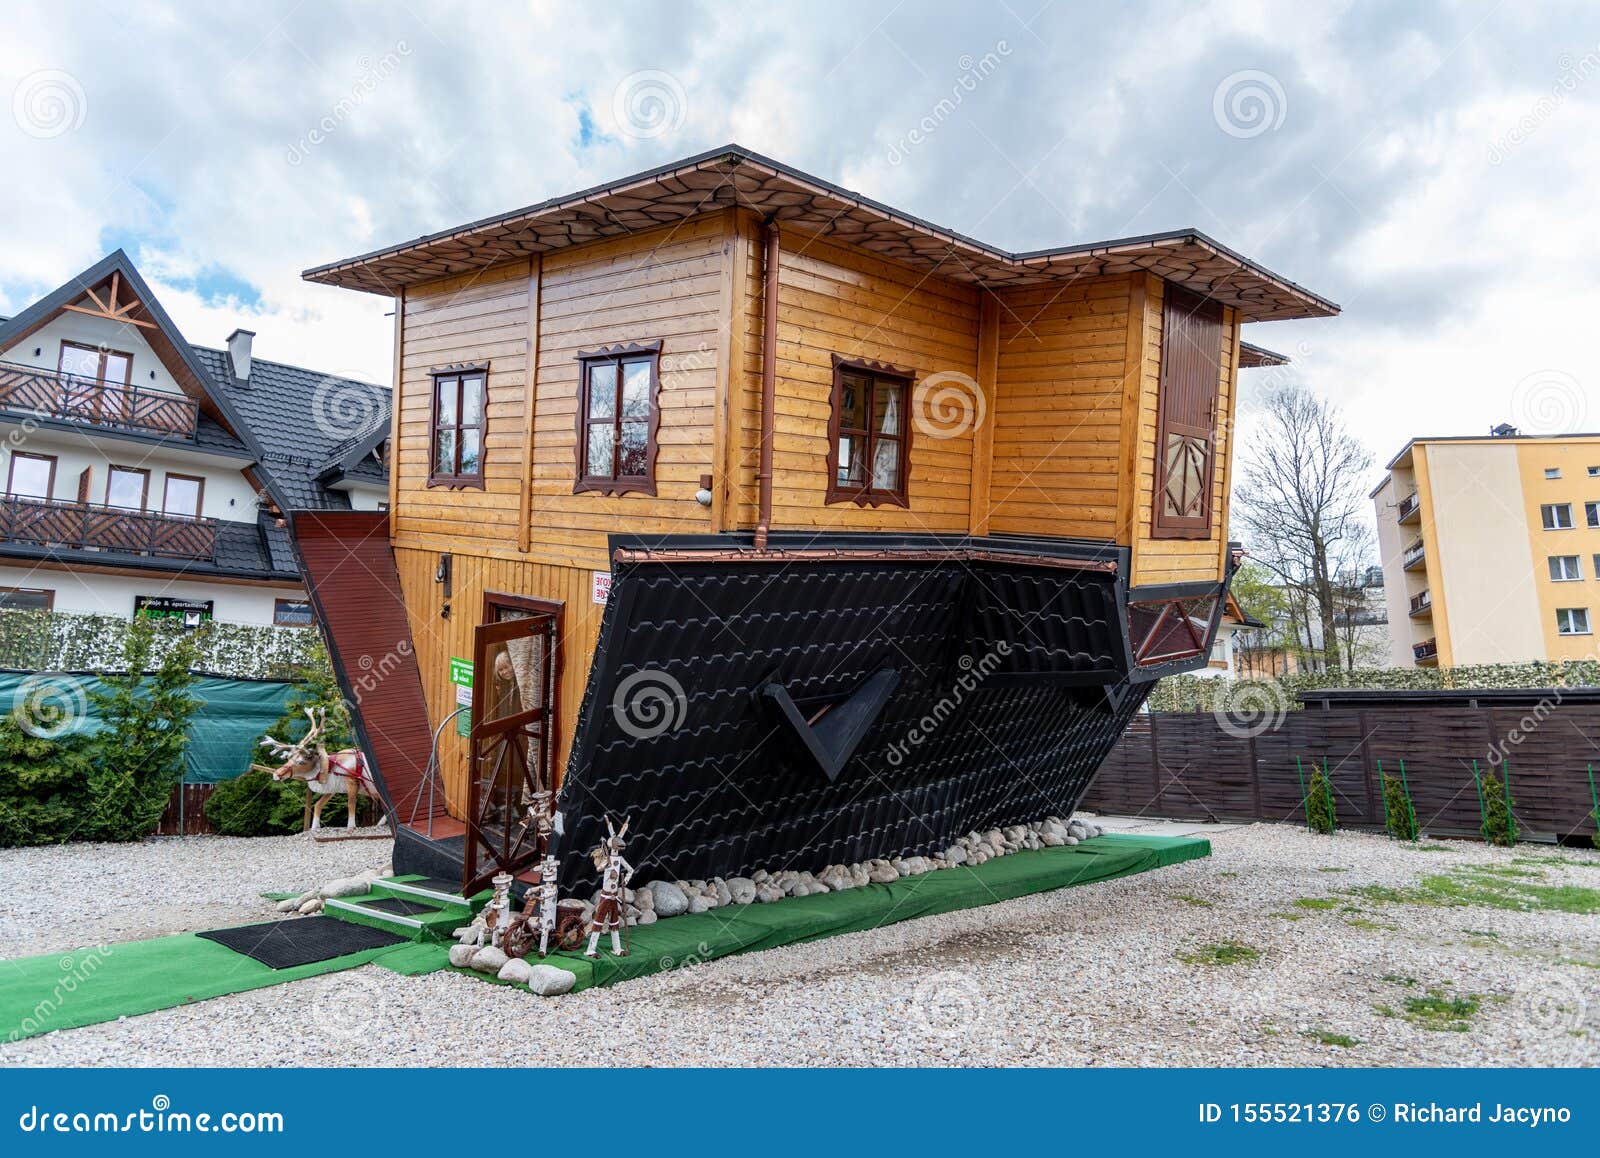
[1292,897,1340,910]
[1409,843,1451,853]
[1303,1029,1358,1048]
[1178,940,1260,967]
[1381,973,1418,987]
[1456,863,1543,879]
[1318,866,1350,873]
[1271,911,1307,921]
[1512,854,1600,870]
[1399,989,1481,1032]
[1345,869,1600,914]
[1345,917,1394,930]
[1172,893,1214,908]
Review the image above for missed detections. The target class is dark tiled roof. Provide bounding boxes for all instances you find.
[190,347,389,511]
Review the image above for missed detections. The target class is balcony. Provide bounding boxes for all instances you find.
[0,495,216,562]
[1408,590,1432,617]
[1396,491,1421,524]
[0,360,199,440]
[1402,540,1426,570]
[1413,638,1438,665]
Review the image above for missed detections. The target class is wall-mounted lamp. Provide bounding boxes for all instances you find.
[436,551,453,618]
[695,473,714,508]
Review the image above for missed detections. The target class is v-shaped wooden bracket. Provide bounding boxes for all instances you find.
[759,668,901,783]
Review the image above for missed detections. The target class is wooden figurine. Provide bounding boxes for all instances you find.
[535,853,561,957]
[255,707,383,830]
[584,817,634,959]
[484,871,514,949]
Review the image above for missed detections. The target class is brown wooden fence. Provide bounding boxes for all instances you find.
[154,783,216,835]
[1083,689,1600,842]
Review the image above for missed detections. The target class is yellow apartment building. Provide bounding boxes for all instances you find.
[1373,427,1600,667]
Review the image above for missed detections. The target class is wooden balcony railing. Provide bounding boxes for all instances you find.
[1397,491,1421,523]
[0,495,216,561]
[0,360,199,439]
[1413,638,1438,662]
[1408,590,1432,616]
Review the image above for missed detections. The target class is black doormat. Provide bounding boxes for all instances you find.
[197,917,406,969]
[407,877,466,897]
[359,897,441,916]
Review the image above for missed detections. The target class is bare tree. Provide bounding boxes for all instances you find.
[1233,385,1375,671]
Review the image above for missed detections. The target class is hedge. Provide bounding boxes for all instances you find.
[1147,661,1600,714]
[0,609,320,680]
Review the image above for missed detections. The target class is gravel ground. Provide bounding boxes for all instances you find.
[3,822,1598,1067]
[0,828,390,958]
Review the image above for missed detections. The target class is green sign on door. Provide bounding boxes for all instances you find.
[449,657,473,686]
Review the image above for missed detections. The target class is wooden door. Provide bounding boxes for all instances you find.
[463,607,558,894]
[1152,284,1224,539]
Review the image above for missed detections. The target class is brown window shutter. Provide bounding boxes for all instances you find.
[1152,283,1223,539]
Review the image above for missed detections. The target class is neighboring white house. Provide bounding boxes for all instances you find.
[0,251,388,628]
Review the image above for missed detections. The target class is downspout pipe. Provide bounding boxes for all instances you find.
[754,219,780,551]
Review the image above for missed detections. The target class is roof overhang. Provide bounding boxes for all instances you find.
[1238,340,1290,368]
[304,145,1339,323]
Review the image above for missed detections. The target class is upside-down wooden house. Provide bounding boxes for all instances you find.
[298,145,1335,893]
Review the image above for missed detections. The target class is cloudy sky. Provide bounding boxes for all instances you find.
[2,0,1597,490]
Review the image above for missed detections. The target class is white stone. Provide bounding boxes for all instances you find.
[943,845,968,865]
[526,964,577,997]
[448,943,477,968]
[318,876,369,899]
[498,958,534,985]
[471,946,509,973]
[648,880,690,917]
[297,897,323,915]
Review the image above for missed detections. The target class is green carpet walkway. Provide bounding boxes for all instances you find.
[0,832,1207,1036]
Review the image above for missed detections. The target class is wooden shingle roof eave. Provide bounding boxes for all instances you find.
[301,145,1339,323]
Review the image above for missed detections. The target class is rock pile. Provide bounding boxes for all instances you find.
[591,814,1106,926]
[272,863,392,916]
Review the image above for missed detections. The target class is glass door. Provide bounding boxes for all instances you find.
[463,603,558,895]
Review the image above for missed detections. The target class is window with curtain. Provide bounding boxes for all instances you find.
[429,366,487,488]
[826,357,911,507]
[574,342,661,496]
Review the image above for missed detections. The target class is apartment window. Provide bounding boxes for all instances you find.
[163,474,204,518]
[575,343,661,496]
[1542,503,1574,530]
[1557,607,1592,635]
[273,598,315,628]
[428,365,487,489]
[1589,466,1600,477]
[1545,467,1562,480]
[104,466,148,510]
[5,452,55,499]
[826,356,911,508]
[1588,501,1600,529]
[1152,285,1224,539]
[58,340,132,386]
[0,586,53,612]
[1549,555,1582,581]
[1593,553,1600,577]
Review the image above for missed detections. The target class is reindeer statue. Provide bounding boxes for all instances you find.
[254,707,385,832]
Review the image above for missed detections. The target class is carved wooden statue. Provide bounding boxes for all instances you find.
[585,817,634,959]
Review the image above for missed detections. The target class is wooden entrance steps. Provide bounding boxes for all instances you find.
[322,878,477,942]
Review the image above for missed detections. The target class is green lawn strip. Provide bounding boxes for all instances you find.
[0,934,402,1042]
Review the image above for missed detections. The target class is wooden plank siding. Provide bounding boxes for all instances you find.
[728,223,983,533]
[393,545,605,812]
[985,274,1134,540]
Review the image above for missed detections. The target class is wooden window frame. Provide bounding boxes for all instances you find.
[428,364,488,490]
[573,341,662,498]
[824,355,913,509]
[0,586,54,612]
[1152,284,1225,540]
[6,451,57,499]
[162,472,206,519]
[272,597,316,628]
[58,339,133,385]
[104,465,150,511]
